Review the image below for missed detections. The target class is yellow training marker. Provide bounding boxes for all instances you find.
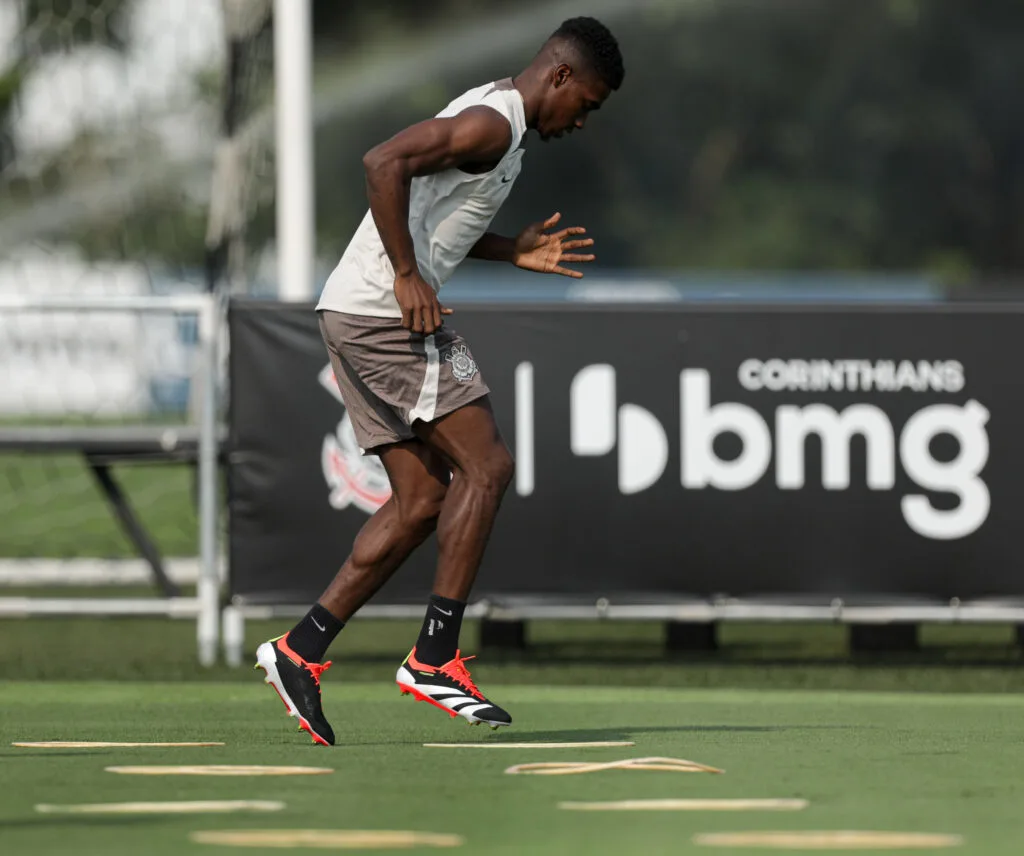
[505,756,723,775]
[36,800,284,815]
[423,741,635,749]
[189,829,464,849]
[560,798,807,811]
[14,741,224,748]
[694,831,963,849]
[105,765,332,776]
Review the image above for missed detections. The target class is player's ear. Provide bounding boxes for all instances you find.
[552,63,571,88]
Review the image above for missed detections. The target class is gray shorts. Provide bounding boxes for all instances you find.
[318,310,490,454]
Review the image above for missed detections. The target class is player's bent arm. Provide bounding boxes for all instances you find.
[362,107,513,278]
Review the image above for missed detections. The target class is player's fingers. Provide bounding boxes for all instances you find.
[411,305,425,334]
[440,304,455,315]
[401,306,413,330]
[552,266,584,279]
[431,300,442,332]
[541,212,562,230]
[561,253,596,263]
[553,226,586,241]
[562,238,595,250]
[426,304,440,335]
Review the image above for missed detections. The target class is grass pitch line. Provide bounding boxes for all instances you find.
[423,741,635,749]
[693,831,963,849]
[105,765,332,776]
[506,756,723,775]
[560,798,808,812]
[188,829,463,848]
[36,800,284,815]
[14,741,224,748]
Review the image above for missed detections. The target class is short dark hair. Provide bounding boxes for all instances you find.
[551,16,624,91]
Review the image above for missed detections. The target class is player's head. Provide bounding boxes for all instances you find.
[535,17,624,141]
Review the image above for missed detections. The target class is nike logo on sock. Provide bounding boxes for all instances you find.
[433,606,453,617]
[312,618,327,632]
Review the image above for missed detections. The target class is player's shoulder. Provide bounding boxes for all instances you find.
[437,80,525,149]
[438,80,516,117]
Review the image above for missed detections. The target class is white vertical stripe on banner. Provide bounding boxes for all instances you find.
[515,361,534,496]
[409,334,440,423]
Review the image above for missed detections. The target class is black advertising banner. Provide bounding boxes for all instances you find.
[228,300,1024,604]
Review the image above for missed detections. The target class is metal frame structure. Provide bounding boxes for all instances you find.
[220,596,1024,666]
[0,424,210,597]
[0,294,222,665]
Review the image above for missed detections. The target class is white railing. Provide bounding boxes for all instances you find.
[0,294,222,665]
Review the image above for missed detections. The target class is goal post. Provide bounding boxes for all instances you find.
[204,0,315,302]
[272,0,315,303]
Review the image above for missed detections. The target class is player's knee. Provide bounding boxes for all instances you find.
[399,490,446,533]
[466,446,514,497]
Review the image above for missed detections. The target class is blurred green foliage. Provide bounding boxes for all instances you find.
[310,0,1024,279]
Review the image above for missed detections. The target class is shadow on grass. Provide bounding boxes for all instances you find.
[359,722,861,747]
[468,724,860,743]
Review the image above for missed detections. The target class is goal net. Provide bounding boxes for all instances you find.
[0,0,274,654]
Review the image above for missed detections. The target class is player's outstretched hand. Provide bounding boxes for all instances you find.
[395,271,453,335]
[512,212,596,278]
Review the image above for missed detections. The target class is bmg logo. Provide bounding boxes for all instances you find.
[516,363,991,541]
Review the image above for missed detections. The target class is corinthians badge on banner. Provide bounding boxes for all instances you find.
[317,364,391,515]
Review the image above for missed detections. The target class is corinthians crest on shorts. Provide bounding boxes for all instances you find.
[445,344,478,383]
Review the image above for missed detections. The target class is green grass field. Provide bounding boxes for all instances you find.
[3,618,1024,854]
[2,681,1023,854]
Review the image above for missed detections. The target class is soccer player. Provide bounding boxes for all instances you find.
[256,17,624,745]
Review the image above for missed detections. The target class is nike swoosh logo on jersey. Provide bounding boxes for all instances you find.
[501,175,512,183]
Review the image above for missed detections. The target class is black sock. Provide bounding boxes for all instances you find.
[285,604,345,663]
[415,594,466,666]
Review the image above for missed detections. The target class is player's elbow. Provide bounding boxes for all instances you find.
[361,146,386,179]
[362,145,404,183]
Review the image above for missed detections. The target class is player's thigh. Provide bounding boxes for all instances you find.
[412,397,513,485]
[320,313,413,451]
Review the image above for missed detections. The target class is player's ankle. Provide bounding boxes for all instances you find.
[414,594,466,666]
[285,604,345,662]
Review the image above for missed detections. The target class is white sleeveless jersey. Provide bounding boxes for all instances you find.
[316,80,527,318]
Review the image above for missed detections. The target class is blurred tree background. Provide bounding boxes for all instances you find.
[308,0,1024,283]
[0,0,130,174]
[1,0,1022,286]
